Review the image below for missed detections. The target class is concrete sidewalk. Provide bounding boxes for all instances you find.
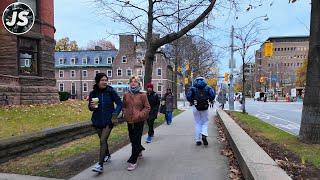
[71,108,228,180]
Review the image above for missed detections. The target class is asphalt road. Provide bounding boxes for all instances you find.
[225,99,303,136]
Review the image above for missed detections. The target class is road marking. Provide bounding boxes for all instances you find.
[257,111,300,126]
[255,114,270,120]
[274,123,300,130]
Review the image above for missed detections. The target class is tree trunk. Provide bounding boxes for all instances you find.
[299,0,320,143]
[144,48,155,89]
[242,57,246,113]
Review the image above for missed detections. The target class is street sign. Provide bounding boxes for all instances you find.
[264,42,273,57]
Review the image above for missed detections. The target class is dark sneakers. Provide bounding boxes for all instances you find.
[196,141,202,146]
[202,134,208,146]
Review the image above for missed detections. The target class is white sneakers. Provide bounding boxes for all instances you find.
[92,163,103,173]
[127,163,137,171]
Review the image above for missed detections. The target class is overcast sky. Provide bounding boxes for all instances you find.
[54,0,311,75]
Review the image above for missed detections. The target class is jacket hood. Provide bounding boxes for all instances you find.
[193,77,207,89]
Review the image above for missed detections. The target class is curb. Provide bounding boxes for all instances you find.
[216,109,291,180]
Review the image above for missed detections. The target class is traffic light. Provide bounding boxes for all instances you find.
[224,73,229,81]
[184,77,188,84]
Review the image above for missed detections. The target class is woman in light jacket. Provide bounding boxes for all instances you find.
[122,76,151,171]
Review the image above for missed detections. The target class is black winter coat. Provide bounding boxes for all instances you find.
[147,91,160,120]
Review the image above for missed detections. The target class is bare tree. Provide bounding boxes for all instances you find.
[234,21,263,113]
[93,0,233,88]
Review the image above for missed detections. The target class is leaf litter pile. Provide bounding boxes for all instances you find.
[215,117,244,180]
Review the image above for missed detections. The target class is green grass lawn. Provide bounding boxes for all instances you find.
[0,109,183,178]
[230,111,320,168]
[0,100,91,139]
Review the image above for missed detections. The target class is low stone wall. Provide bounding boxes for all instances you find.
[216,109,291,180]
[0,121,96,164]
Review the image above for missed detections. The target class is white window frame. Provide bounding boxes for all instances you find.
[82,70,87,77]
[107,82,112,86]
[82,58,88,64]
[95,57,100,64]
[59,58,65,65]
[71,58,76,65]
[107,70,112,77]
[59,70,64,78]
[121,56,127,63]
[155,54,158,63]
[117,82,123,92]
[117,68,122,77]
[71,82,77,95]
[59,83,64,92]
[95,70,100,75]
[70,70,76,78]
[25,59,30,67]
[107,57,112,64]
[83,82,88,92]
[157,68,162,76]
[127,69,132,76]
[157,83,162,92]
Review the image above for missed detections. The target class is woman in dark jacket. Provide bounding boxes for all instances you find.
[88,73,122,173]
[162,88,174,125]
[145,83,160,143]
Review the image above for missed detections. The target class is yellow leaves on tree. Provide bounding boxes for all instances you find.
[296,59,308,87]
[55,37,79,51]
[234,83,243,93]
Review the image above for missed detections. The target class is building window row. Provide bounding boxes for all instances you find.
[58,56,114,65]
[268,62,303,67]
[274,55,307,60]
[274,46,308,52]
[59,70,112,78]
[58,82,89,93]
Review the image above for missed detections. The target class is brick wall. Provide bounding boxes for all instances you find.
[0,0,59,105]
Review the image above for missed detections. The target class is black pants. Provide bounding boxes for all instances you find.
[147,118,156,137]
[127,121,145,164]
[96,124,113,166]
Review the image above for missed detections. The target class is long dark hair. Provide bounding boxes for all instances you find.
[93,73,108,91]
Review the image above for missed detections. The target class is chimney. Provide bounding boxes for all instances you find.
[119,35,135,50]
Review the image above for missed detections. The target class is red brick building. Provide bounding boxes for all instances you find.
[0,0,59,105]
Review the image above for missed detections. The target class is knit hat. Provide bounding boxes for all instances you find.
[146,83,154,89]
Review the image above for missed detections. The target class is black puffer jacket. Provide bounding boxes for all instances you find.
[147,91,160,120]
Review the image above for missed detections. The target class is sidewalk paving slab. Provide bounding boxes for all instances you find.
[0,173,63,180]
[71,108,228,180]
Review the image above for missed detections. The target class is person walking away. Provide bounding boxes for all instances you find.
[88,73,122,173]
[162,88,174,125]
[122,76,151,171]
[217,89,227,110]
[145,83,160,143]
[187,77,215,146]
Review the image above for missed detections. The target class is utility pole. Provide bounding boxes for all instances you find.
[229,26,235,110]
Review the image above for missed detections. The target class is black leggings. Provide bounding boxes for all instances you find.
[147,118,156,137]
[127,121,145,164]
[96,125,113,166]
